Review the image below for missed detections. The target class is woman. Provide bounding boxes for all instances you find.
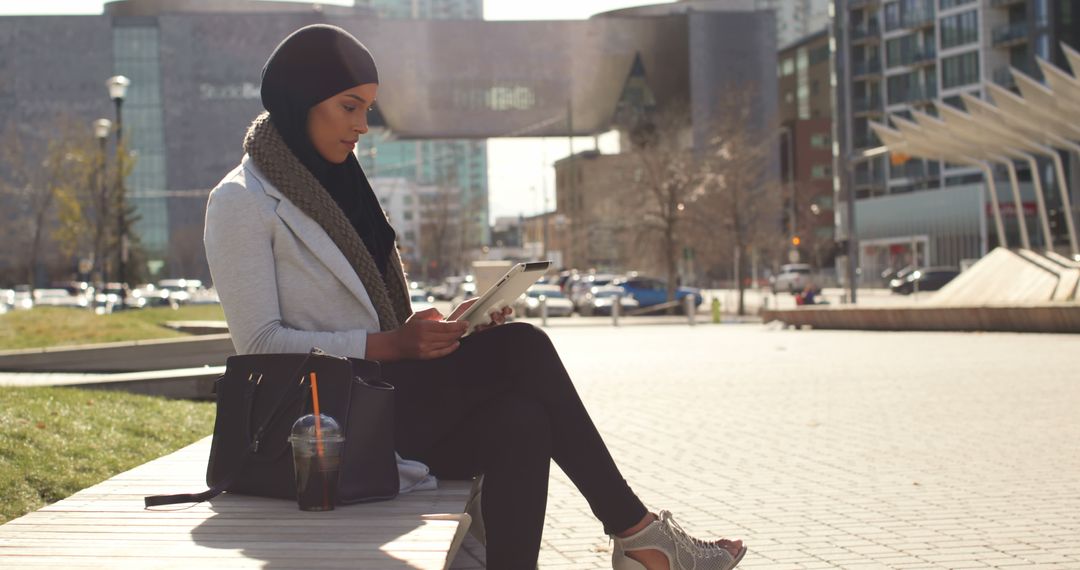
[204,24,746,570]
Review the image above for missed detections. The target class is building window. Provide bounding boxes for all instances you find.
[781,57,795,76]
[810,133,831,148]
[884,3,901,30]
[941,51,979,89]
[940,10,978,49]
[404,211,414,221]
[814,195,834,209]
[811,164,832,179]
[886,34,916,68]
[887,72,918,104]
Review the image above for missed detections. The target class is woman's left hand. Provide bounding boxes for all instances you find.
[473,305,512,333]
[447,298,513,332]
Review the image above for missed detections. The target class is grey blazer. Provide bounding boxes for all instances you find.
[204,155,383,358]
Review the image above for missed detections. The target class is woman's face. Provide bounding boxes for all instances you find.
[306,83,378,164]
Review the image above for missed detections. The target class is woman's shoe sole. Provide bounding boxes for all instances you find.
[612,545,748,570]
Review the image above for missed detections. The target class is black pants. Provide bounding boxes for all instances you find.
[382,322,647,569]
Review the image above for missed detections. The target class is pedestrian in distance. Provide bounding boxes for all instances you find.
[203,24,746,570]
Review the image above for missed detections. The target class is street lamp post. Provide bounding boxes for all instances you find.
[92,118,112,286]
[106,75,130,308]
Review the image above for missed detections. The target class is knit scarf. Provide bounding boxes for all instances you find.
[243,112,412,331]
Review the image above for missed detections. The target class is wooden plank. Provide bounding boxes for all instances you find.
[0,437,472,569]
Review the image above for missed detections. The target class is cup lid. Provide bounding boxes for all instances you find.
[288,413,345,442]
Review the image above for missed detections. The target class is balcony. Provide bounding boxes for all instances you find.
[851,20,881,43]
[853,59,883,78]
[902,8,936,29]
[992,21,1029,47]
[889,84,938,106]
[886,5,935,31]
[911,47,937,66]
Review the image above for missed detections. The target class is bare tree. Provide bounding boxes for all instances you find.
[619,106,704,310]
[694,87,784,315]
[418,184,462,281]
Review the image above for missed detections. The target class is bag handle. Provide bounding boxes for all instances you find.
[144,348,322,508]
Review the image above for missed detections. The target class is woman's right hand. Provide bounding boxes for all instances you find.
[368,308,468,361]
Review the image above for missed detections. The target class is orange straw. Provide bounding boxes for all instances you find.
[309,372,324,457]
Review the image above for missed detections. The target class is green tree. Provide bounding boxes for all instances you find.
[0,120,95,289]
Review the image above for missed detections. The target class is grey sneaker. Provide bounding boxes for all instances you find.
[611,510,747,570]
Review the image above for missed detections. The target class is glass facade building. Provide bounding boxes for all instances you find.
[359,0,483,20]
[113,24,169,264]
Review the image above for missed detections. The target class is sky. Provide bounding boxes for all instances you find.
[0,0,676,219]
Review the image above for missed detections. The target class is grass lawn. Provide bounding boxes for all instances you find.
[0,386,215,524]
[0,305,226,351]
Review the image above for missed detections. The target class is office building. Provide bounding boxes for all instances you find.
[0,0,776,284]
[778,28,836,267]
[833,0,1080,280]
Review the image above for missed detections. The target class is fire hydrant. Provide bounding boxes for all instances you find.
[711,297,721,324]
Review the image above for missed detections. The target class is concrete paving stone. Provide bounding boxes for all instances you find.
[847,545,906,555]
[449,325,1079,569]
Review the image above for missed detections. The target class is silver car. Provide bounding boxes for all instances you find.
[770,264,812,294]
[515,285,574,317]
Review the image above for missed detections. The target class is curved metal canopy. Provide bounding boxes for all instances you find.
[867,42,1080,257]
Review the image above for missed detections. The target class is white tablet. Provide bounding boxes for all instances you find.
[449,261,551,334]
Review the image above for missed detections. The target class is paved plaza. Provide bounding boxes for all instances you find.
[450,322,1080,569]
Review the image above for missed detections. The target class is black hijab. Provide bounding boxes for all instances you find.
[260,24,395,274]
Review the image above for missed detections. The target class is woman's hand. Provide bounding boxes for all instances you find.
[448,297,513,333]
[473,306,512,333]
[366,308,467,361]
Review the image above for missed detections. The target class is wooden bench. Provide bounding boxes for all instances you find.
[0,437,475,569]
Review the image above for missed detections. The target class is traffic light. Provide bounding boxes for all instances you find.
[791,235,801,246]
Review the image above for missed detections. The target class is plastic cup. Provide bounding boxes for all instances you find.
[288,413,345,511]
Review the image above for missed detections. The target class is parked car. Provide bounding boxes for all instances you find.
[158,278,203,305]
[770,263,813,293]
[614,276,703,313]
[578,285,640,317]
[880,265,916,287]
[515,285,574,317]
[132,284,172,307]
[1,288,16,312]
[409,288,435,313]
[93,283,145,311]
[11,285,34,310]
[568,274,619,312]
[890,267,960,295]
[33,288,89,308]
